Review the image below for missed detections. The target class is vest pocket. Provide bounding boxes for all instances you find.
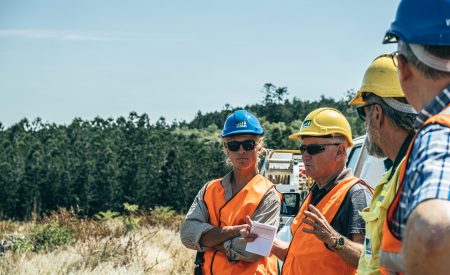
[359,207,380,260]
[359,207,378,222]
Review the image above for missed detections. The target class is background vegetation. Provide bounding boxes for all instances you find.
[0,85,362,220]
[0,206,194,274]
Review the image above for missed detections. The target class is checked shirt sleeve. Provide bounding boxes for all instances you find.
[395,124,450,238]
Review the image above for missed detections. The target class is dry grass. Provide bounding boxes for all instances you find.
[0,207,195,275]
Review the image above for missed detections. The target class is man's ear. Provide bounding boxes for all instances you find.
[336,144,345,160]
[373,104,384,128]
[397,54,412,83]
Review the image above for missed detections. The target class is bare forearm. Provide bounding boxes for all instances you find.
[302,204,365,268]
[200,226,241,248]
[333,237,363,268]
[213,244,226,253]
[403,200,450,275]
[271,238,289,261]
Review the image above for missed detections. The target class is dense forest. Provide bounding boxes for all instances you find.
[0,85,364,219]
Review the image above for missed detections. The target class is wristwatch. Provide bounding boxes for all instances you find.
[333,235,345,250]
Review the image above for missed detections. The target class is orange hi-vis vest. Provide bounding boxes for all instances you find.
[380,105,450,275]
[282,176,364,275]
[203,174,278,275]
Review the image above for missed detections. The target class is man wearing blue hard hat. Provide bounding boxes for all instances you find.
[381,1,450,274]
[180,110,280,275]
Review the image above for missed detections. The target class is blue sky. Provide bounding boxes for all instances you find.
[0,1,399,126]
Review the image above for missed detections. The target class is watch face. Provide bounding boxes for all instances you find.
[337,236,345,247]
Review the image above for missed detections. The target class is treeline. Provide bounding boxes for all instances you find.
[0,86,363,219]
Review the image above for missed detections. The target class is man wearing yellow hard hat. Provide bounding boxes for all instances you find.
[270,108,372,274]
[349,53,416,275]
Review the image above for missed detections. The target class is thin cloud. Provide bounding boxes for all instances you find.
[62,34,111,41]
[0,29,115,41]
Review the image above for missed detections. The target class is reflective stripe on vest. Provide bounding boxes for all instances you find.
[282,176,366,275]
[203,174,278,275]
[380,105,450,275]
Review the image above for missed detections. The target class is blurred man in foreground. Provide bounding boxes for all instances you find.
[381,0,450,274]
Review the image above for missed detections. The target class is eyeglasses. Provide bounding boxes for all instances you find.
[299,143,342,155]
[378,52,399,68]
[226,140,257,152]
[356,103,377,121]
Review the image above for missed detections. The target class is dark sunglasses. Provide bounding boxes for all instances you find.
[299,143,341,155]
[226,140,257,152]
[356,103,377,121]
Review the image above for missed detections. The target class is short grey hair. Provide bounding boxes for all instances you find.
[329,135,348,147]
[398,40,450,80]
[325,134,348,162]
[364,93,416,132]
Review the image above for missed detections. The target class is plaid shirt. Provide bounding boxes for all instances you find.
[391,86,450,239]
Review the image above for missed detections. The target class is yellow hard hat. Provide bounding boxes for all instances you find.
[289,107,353,147]
[349,53,405,106]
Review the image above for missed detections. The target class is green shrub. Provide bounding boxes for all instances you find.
[123,203,138,213]
[8,235,33,253]
[95,210,120,221]
[151,206,176,222]
[32,222,73,252]
[141,206,184,231]
[123,203,140,232]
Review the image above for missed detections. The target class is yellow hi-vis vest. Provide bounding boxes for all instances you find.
[356,158,405,275]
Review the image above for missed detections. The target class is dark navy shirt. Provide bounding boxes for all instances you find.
[308,168,372,238]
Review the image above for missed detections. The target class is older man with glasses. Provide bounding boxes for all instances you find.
[180,109,280,275]
[242,107,373,275]
[379,1,450,274]
[349,53,416,275]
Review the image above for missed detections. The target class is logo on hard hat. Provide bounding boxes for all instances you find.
[302,120,312,127]
[446,18,450,27]
[236,121,247,128]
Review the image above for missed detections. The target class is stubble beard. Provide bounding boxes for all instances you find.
[365,118,386,158]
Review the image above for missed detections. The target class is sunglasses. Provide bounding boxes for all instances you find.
[356,103,377,121]
[226,140,257,152]
[299,143,342,155]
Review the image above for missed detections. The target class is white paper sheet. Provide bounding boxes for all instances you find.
[245,221,277,257]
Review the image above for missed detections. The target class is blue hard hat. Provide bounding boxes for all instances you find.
[383,0,450,45]
[221,110,264,137]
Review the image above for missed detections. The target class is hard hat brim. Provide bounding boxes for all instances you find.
[288,132,353,147]
[383,31,399,44]
[348,93,365,106]
[222,129,264,137]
